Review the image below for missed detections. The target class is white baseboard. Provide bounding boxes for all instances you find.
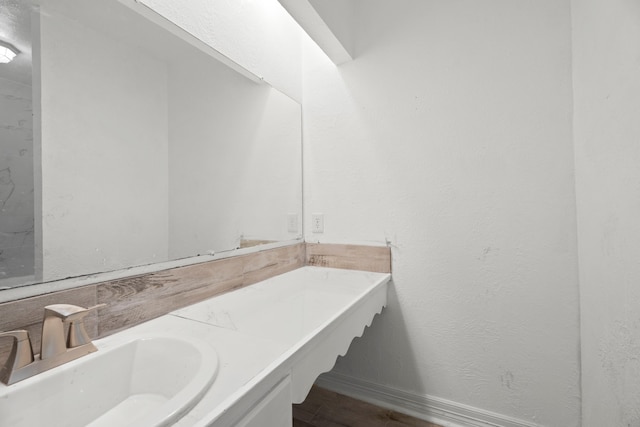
[314,371,541,427]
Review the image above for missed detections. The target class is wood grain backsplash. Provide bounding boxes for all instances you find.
[0,242,390,364]
[306,243,391,273]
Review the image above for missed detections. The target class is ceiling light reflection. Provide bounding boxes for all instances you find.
[0,41,19,64]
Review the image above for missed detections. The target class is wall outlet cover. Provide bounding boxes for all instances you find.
[312,213,324,233]
[287,213,298,233]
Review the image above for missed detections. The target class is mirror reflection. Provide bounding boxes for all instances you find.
[0,0,34,288]
[0,0,302,291]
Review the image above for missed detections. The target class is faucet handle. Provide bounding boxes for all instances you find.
[43,303,104,321]
[0,330,35,385]
[59,304,105,348]
[43,304,105,350]
[67,304,106,348]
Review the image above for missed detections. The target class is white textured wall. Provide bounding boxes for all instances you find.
[234,88,302,243]
[168,52,301,258]
[39,12,169,281]
[302,0,580,425]
[572,0,640,425]
[168,53,260,257]
[139,0,303,102]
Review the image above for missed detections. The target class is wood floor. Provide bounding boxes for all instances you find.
[293,386,443,427]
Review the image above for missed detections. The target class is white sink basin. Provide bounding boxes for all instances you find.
[0,336,218,427]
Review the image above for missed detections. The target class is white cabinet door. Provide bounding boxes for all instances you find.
[235,376,292,427]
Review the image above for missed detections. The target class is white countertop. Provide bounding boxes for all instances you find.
[92,266,391,426]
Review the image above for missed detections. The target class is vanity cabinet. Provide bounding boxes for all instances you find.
[234,376,292,427]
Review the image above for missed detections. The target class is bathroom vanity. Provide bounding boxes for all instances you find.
[0,266,390,427]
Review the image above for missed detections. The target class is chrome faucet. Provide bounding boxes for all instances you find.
[0,303,105,385]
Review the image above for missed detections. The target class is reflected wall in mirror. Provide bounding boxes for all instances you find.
[0,0,302,292]
[0,0,34,288]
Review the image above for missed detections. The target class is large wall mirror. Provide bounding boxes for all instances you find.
[0,0,302,299]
